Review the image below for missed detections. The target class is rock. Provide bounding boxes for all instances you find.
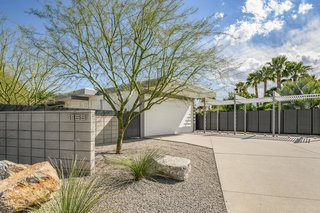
[155,155,191,181]
[0,160,29,180]
[0,161,60,213]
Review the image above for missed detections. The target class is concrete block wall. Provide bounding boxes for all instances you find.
[0,110,95,174]
[95,115,118,144]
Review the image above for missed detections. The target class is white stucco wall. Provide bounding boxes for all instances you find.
[144,98,193,137]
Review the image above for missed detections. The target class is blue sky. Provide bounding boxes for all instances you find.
[1,0,319,99]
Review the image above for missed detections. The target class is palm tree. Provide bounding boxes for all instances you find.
[235,81,248,94]
[279,75,320,109]
[246,71,261,98]
[267,55,288,89]
[285,61,312,82]
[258,66,272,97]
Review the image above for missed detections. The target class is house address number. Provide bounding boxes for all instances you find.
[68,113,88,121]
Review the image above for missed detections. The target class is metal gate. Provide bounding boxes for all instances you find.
[124,113,141,139]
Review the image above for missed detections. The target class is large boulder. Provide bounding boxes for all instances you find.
[0,161,60,213]
[155,155,191,181]
[0,160,29,180]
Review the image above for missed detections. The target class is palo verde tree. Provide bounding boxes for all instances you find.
[28,0,223,154]
[0,17,64,105]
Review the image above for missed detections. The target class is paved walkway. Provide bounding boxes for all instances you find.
[153,133,320,213]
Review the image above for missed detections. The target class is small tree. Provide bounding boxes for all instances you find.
[0,18,63,105]
[28,0,223,154]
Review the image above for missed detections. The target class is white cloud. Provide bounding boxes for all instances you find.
[298,2,313,14]
[214,12,225,19]
[223,0,294,45]
[268,0,293,16]
[242,0,268,21]
[262,18,284,33]
[215,16,320,97]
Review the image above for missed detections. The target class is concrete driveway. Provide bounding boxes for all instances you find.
[153,133,320,213]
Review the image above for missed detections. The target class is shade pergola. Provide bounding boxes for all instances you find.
[200,92,320,136]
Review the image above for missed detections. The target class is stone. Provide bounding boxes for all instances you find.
[155,155,191,181]
[0,161,60,213]
[0,160,29,180]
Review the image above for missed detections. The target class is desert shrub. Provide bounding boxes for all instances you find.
[108,149,162,181]
[35,159,104,213]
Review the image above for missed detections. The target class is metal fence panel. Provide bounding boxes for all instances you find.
[196,108,320,135]
[237,111,244,131]
[196,114,203,130]
[227,112,234,131]
[258,111,271,133]
[247,111,259,132]
[219,112,228,131]
[297,110,312,134]
[206,112,211,130]
[283,110,297,134]
[313,109,320,134]
[210,112,217,130]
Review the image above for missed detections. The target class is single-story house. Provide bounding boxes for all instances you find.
[55,85,215,137]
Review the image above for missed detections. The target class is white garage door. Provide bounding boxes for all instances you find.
[144,99,193,137]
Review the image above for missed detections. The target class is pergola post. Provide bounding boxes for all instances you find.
[278,101,281,135]
[193,99,196,132]
[234,92,237,135]
[272,91,276,137]
[217,106,219,132]
[203,98,206,133]
[244,104,247,134]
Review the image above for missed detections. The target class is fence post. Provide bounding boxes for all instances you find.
[203,98,206,133]
[244,104,247,134]
[217,106,219,132]
[272,91,276,137]
[234,92,237,135]
[193,99,196,132]
[278,101,281,135]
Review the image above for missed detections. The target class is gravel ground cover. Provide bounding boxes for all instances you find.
[93,139,227,213]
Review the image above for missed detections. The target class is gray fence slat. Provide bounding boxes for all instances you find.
[206,112,211,130]
[219,112,228,131]
[227,112,234,131]
[258,111,271,133]
[237,111,244,131]
[313,109,320,134]
[247,111,258,132]
[283,110,297,134]
[196,114,204,130]
[210,112,217,130]
[297,110,312,134]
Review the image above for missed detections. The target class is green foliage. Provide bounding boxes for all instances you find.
[36,159,104,213]
[0,17,64,105]
[246,71,261,98]
[267,55,288,89]
[108,150,162,181]
[279,76,320,109]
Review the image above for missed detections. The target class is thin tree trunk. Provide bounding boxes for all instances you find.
[264,80,267,97]
[277,75,281,89]
[116,115,125,154]
[255,84,258,98]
